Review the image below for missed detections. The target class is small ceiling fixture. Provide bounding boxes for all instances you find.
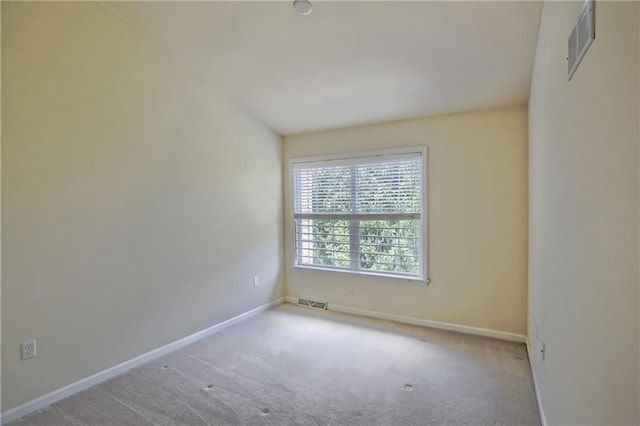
[293,0,312,16]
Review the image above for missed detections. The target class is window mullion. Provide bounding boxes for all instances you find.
[349,165,359,271]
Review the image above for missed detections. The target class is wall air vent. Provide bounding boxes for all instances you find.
[568,0,595,80]
[297,298,328,311]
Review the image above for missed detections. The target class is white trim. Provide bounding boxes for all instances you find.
[289,146,425,165]
[422,146,429,285]
[290,264,428,284]
[0,298,286,425]
[526,338,547,426]
[284,297,525,343]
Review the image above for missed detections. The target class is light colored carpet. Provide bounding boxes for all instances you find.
[11,303,540,425]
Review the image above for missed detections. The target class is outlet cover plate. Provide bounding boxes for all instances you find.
[21,340,37,360]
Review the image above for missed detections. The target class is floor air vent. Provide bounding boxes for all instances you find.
[297,298,328,310]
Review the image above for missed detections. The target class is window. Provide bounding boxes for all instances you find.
[291,148,427,281]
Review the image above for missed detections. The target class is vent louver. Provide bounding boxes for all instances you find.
[568,0,595,80]
[297,298,328,311]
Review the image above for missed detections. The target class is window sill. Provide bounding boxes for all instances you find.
[289,264,430,285]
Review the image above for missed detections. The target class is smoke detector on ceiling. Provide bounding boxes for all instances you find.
[293,0,312,16]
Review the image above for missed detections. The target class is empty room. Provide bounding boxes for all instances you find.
[1,1,639,425]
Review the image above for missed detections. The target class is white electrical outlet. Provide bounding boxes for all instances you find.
[21,340,37,360]
[348,288,354,296]
[253,276,259,287]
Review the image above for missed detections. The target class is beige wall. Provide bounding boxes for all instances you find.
[1,2,283,411]
[529,1,639,424]
[284,107,528,335]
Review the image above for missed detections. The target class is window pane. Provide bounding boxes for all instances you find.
[297,219,350,268]
[359,220,420,274]
[355,160,422,214]
[295,167,352,214]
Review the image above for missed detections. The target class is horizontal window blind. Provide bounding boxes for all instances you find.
[292,150,424,279]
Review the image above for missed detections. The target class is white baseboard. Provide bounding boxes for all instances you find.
[285,296,525,343]
[526,338,547,426]
[0,297,285,425]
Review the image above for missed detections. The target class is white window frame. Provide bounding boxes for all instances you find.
[289,146,429,284]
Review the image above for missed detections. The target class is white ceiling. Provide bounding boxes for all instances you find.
[104,1,542,135]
